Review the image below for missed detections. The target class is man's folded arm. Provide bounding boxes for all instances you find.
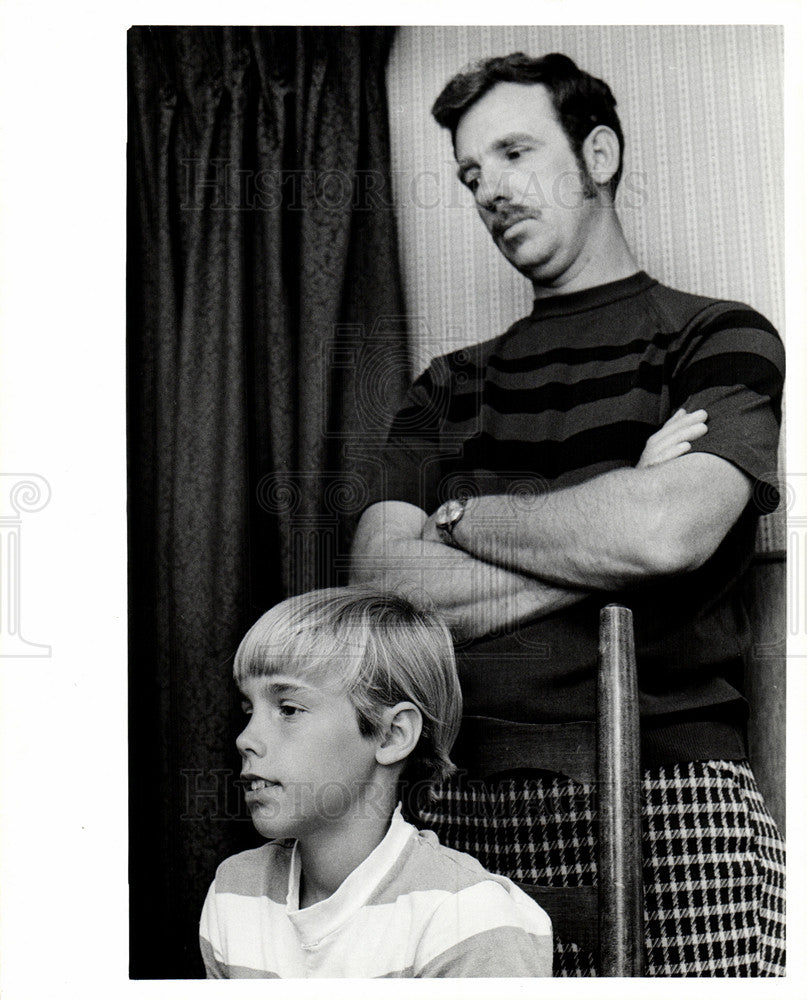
[350,500,587,639]
[425,453,752,591]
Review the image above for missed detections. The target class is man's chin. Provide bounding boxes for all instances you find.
[497,237,553,276]
[508,252,556,282]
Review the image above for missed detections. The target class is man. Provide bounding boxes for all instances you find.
[350,52,785,976]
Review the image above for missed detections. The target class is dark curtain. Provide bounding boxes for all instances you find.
[127,26,408,979]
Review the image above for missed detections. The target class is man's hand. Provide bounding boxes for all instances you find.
[441,451,750,590]
[637,408,708,468]
[423,409,711,543]
[420,510,443,544]
[355,408,749,626]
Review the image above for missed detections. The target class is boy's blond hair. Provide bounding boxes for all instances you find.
[234,587,462,786]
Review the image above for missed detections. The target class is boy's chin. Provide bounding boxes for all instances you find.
[248,803,296,841]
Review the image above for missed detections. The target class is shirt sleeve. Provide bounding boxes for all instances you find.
[669,303,785,512]
[413,879,553,978]
[199,880,228,979]
[365,361,452,515]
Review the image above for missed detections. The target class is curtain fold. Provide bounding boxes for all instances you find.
[127,25,407,978]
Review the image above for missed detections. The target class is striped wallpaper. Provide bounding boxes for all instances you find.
[386,25,785,550]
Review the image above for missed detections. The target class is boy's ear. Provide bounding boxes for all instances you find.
[375,702,423,767]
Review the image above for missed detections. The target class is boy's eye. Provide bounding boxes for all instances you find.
[279,703,303,717]
[240,701,252,715]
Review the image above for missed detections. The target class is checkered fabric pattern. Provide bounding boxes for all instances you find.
[412,760,785,976]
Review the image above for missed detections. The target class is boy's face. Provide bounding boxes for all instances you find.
[236,671,383,843]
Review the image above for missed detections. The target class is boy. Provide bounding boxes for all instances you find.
[199,587,553,977]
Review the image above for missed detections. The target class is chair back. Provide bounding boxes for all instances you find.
[451,604,645,975]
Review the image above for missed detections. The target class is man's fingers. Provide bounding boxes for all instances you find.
[640,440,693,468]
[665,440,693,460]
[662,407,707,426]
[663,408,707,429]
[658,420,708,445]
[678,408,707,424]
[638,409,709,469]
[652,413,708,446]
[683,421,708,442]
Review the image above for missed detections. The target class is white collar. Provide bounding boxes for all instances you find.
[285,805,414,945]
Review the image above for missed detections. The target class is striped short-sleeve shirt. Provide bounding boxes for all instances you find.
[369,272,785,757]
[199,806,552,977]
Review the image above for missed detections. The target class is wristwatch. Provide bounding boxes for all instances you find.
[435,497,468,546]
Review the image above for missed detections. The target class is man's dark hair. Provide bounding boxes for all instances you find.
[432,52,624,197]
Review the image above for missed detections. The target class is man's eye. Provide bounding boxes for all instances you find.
[463,173,480,193]
[240,702,252,716]
[506,147,525,160]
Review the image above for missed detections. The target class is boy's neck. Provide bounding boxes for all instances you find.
[297,796,398,909]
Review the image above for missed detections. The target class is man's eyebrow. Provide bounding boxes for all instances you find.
[493,131,537,149]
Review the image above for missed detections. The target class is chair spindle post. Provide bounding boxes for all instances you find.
[597,604,645,976]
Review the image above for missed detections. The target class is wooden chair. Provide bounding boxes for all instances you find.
[453,605,645,976]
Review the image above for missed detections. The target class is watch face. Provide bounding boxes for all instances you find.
[438,498,466,530]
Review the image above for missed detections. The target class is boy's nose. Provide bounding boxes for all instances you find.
[236,720,266,759]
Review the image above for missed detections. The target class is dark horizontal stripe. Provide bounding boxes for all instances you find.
[670,325,786,371]
[389,403,443,437]
[411,346,782,430]
[667,310,783,375]
[389,378,450,436]
[444,387,484,424]
[440,306,778,380]
[696,308,778,340]
[672,354,784,421]
[484,331,674,374]
[461,422,655,479]
[445,363,667,421]
[438,389,663,448]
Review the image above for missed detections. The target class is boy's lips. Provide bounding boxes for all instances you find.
[241,772,281,792]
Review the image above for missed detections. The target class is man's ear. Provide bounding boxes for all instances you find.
[375,702,423,766]
[582,125,620,191]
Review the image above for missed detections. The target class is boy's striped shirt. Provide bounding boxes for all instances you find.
[200,806,552,978]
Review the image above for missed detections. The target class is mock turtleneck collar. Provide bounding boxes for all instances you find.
[530,270,657,319]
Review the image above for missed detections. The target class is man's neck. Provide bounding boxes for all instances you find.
[531,208,639,299]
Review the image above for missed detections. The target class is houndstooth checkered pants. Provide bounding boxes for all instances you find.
[412,760,785,976]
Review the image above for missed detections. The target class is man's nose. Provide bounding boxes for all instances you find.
[476,165,514,211]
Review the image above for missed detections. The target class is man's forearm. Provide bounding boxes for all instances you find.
[438,455,751,590]
[350,502,586,639]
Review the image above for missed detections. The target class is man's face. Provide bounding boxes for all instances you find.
[454,81,603,287]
